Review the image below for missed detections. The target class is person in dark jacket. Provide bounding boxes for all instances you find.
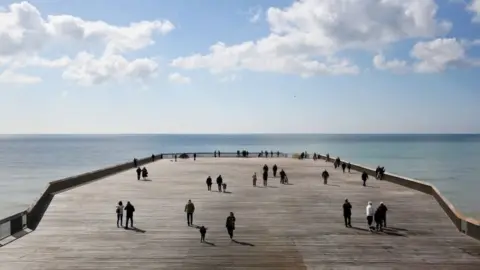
[206,176,212,191]
[185,200,195,226]
[347,163,351,173]
[279,169,286,184]
[322,170,330,185]
[226,212,236,240]
[341,163,346,173]
[216,175,223,192]
[194,153,197,161]
[262,171,268,187]
[141,167,148,179]
[343,199,352,227]
[174,154,177,162]
[151,154,155,161]
[263,164,269,175]
[375,202,388,231]
[133,158,138,167]
[361,172,368,186]
[276,151,280,157]
[272,164,278,178]
[124,201,135,229]
[136,167,141,180]
[375,166,381,180]
[199,226,207,243]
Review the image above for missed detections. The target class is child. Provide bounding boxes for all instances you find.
[222,183,227,192]
[199,225,207,242]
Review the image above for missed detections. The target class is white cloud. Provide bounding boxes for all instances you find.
[248,6,262,23]
[0,70,42,84]
[373,54,409,73]
[468,0,480,22]
[0,1,174,85]
[411,38,467,73]
[373,38,480,74]
[62,52,159,86]
[168,72,191,84]
[172,0,450,77]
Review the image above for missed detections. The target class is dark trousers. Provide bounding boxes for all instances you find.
[207,184,211,191]
[137,173,140,180]
[384,215,387,227]
[227,227,234,239]
[273,171,277,177]
[126,215,133,228]
[117,214,123,227]
[344,215,351,227]
[375,217,384,231]
[363,180,366,186]
[200,233,205,242]
[367,216,373,229]
[187,213,193,225]
[217,184,222,192]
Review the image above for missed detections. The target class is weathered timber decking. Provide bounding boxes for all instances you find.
[1,158,480,269]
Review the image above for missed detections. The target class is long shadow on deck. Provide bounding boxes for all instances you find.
[233,240,255,246]
[125,227,146,233]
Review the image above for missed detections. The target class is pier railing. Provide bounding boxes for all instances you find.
[307,153,480,242]
[0,151,287,244]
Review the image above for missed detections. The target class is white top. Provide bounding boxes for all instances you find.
[366,205,374,216]
[117,205,124,215]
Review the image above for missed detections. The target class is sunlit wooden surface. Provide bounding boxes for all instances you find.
[1,157,480,269]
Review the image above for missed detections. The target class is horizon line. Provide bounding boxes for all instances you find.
[1,133,480,136]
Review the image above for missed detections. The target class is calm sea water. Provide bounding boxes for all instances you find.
[0,134,479,219]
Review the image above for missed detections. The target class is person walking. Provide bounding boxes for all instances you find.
[361,171,369,187]
[226,212,236,240]
[136,167,141,180]
[216,175,223,192]
[252,172,257,187]
[366,201,375,232]
[375,202,388,231]
[272,164,278,178]
[322,170,330,185]
[343,199,352,227]
[184,199,195,226]
[347,163,351,173]
[206,176,212,191]
[263,170,268,187]
[116,201,124,228]
[199,226,207,243]
[341,163,346,173]
[124,201,135,229]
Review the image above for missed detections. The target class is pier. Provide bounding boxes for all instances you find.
[1,155,480,269]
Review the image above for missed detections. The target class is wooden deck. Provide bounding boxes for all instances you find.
[1,158,480,269]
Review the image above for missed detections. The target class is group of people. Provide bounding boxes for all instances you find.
[205,175,227,192]
[136,167,149,180]
[252,164,288,186]
[116,201,136,229]
[342,200,388,232]
[184,200,237,242]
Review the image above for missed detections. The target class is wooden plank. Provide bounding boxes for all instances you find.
[1,157,480,269]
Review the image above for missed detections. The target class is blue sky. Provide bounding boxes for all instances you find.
[0,0,479,134]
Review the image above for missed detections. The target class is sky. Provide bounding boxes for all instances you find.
[0,0,479,134]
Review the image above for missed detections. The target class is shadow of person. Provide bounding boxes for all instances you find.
[382,230,407,237]
[386,227,408,232]
[327,184,340,187]
[192,225,200,229]
[223,191,233,194]
[141,179,152,182]
[268,186,278,188]
[204,241,216,246]
[365,185,380,188]
[125,226,146,233]
[233,240,255,246]
[284,183,294,185]
[350,226,369,232]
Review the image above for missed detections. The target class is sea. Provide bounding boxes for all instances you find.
[0,134,479,219]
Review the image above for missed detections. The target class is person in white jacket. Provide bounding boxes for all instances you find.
[366,201,375,232]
